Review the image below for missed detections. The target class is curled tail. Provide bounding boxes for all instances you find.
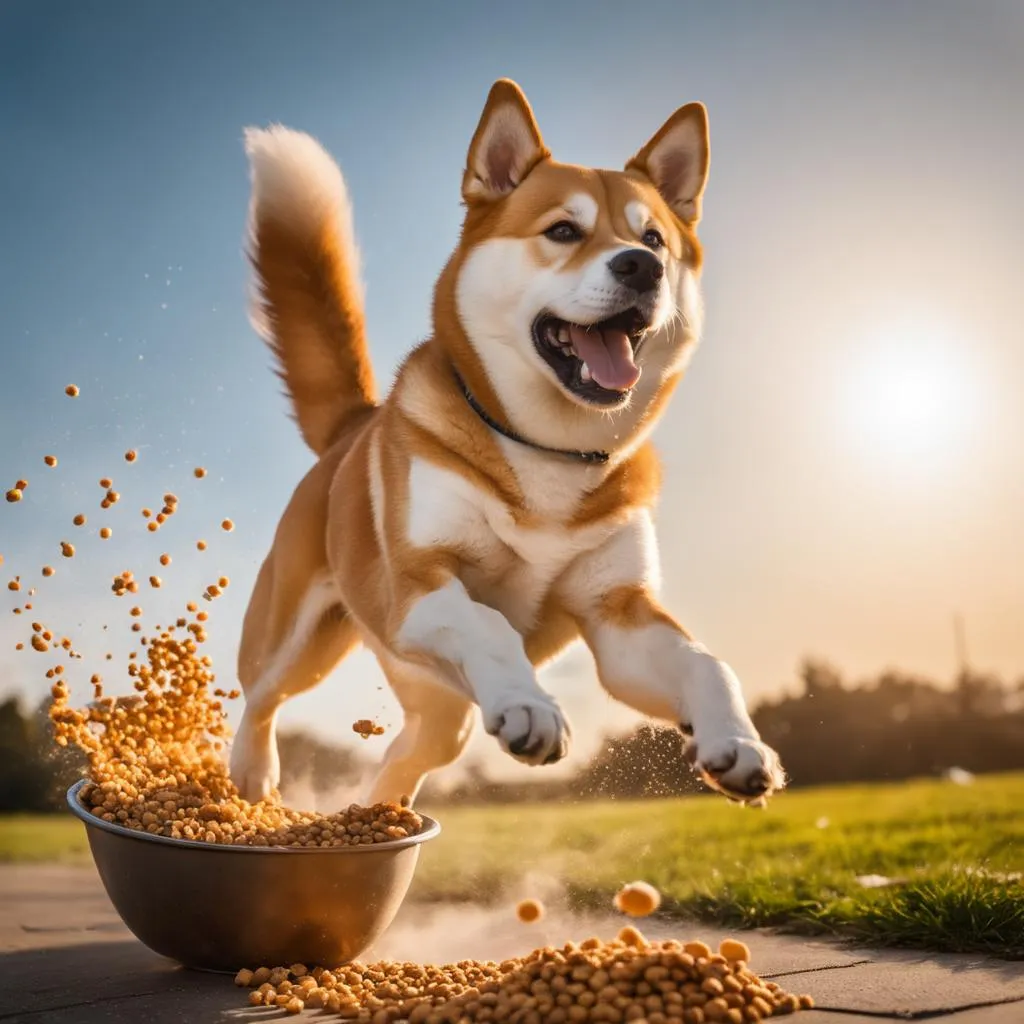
[244,125,376,456]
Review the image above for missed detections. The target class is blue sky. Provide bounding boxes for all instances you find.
[2,1,1022,781]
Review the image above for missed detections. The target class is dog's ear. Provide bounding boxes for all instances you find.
[463,79,550,203]
[626,103,709,225]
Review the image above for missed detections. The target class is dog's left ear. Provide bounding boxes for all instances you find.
[463,79,550,203]
[626,102,710,225]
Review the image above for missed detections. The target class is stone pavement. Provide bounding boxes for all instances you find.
[1,865,1021,1023]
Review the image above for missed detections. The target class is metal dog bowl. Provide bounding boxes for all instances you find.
[66,779,440,972]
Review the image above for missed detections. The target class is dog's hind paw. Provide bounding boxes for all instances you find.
[686,734,786,804]
[229,719,280,804]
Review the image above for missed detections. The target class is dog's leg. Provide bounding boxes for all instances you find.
[391,578,571,767]
[232,567,359,802]
[562,513,786,802]
[362,663,475,806]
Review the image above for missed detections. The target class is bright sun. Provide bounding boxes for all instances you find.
[840,319,976,465]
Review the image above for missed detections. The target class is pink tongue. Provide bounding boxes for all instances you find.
[568,325,641,391]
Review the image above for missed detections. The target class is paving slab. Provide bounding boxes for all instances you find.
[1,864,1021,1023]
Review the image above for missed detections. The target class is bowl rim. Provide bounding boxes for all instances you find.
[66,779,440,854]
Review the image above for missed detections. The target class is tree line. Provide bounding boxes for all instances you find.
[2,659,1022,812]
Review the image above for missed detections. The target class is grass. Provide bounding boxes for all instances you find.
[2,773,1022,955]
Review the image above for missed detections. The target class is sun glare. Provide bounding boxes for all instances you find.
[840,319,976,466]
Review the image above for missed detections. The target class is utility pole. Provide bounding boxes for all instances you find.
[953,612,969,681]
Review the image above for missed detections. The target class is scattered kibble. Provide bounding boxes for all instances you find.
[42,566,55,577]
[7,579,21,592]
[125,450,138,462]
[149,576,162,589]
[159,553,171,566]
[100,478,112,489]
[516,898,544,924]
[44,455,57,467]
[100,527,112,540]
[194,467,207,478]
[31,634,49,652]
[15,479,28,491]
[614,880,662,918]
[196,539,207,551]
[73,514,87,527]
[65,384,79,397]
[60,541,75,559]
[231,928,814,1020]
[6,489,22,503]
[221,519,234,532]
[147,522,158,533]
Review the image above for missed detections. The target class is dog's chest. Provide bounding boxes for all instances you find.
[405,457,611,633]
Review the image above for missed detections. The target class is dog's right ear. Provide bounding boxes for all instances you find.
[462,79,550,203]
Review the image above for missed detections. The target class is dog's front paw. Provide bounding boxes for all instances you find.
[686,734,786,804]
[229,718,280,804]
[484,695,571,766]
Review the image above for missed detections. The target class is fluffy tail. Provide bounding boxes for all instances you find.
[244,125,376,456]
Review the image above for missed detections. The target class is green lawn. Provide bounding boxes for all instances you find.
[3,774,1022,956]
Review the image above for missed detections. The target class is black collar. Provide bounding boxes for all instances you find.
[454,373,610,465]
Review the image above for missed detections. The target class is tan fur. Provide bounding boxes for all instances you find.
[231,80,787,808]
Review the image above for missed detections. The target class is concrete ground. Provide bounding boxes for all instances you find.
[0,864,1021,1023]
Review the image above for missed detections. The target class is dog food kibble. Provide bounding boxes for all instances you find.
[73,514,87,527]
[16,479,28,491]
[100,527,112,539]
[42,566,55,577]
[65,384,79,397]
[99,478,112,489]
[353,718,385,739]
[194,466,207,478]
[516,898,544,923]
[196,539,207,551]
[44,455,57,467]
[221,519,234,532]
[125,449,138,462]
[149,576,162,588]
[235,930,813,1021]
[159,553,171,566]
[7,579,20,591]
[719,938,751,963]
[6,489,22,503]
[60,542,75,558]
[614,880,662,917]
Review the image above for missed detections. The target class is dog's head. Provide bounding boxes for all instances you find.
[438,79,709,452]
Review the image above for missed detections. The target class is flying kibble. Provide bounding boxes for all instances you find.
[60,542,75,558]
[159,553,171,566]
[44,455,57,467]
[42,566,55,577]
[99,478,112,489]
[6,489,23,503]
[194,467,207,478]
[65,384,79,397]
[196,539,207,551]
[515,899,544,924]
[125,450,138,462]
[73,514,87,527]
[613,881,662,918]
[15,479,28,491]
[99,527,112,539]
[221,519,234,532]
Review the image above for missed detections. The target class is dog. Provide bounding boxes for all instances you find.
[229,78,786,810]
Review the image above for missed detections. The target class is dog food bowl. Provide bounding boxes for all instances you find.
[66,779,440,972]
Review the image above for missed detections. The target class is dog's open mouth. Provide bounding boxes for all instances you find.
[532,308,649,405]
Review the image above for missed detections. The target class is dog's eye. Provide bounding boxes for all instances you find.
[544,221,583,244]
[642,228,665,250]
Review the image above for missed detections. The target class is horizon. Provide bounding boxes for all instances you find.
[2,1,1022,782]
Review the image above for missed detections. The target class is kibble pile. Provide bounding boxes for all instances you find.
[235,932,813,1022]
[46,615,421,847]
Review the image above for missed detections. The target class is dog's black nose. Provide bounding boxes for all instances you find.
[608,248,664,294]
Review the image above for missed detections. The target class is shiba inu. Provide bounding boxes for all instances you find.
[230,78,786,808]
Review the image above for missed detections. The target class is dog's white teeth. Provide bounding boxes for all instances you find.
[557,327,570,346]
[544,324,559,345]
[580,362,592,382]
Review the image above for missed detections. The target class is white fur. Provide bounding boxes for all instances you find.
[564,192,599,233]
[405,456,618,635]
[394,578,570,765]
[230,571,340,801]
[625,200,651,236]
[243,125,364,339]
